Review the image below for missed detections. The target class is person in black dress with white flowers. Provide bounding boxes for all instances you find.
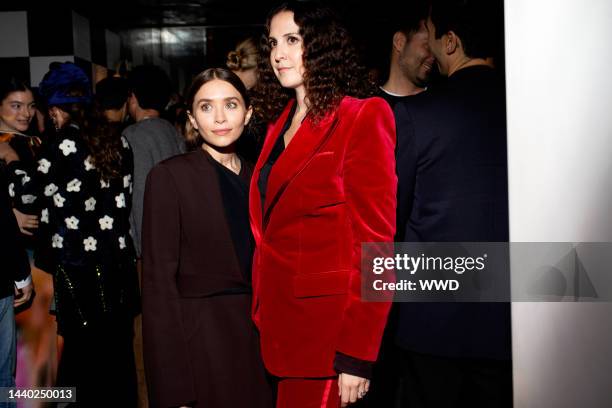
[1,63,139,407]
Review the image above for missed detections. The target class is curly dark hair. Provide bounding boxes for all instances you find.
[430,0,503,59]
[56,86,123,181]
[83,118,124,181]
[40,63,124,181]
[251,1,375,124]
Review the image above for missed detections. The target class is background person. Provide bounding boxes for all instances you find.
[226,37,259,90]
[95,76,130,124]
[0,77,40,236]
[394,0,511,406]
[2,62,140,406]
[377,0,434,108]
[0,164,33,408]
[123,65,186,260]
[227,37,266,164]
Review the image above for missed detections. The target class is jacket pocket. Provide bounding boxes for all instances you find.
[176,273,247,298]
[293,270,350,298]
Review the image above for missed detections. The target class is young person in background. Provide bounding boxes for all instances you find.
[1,62,139,406]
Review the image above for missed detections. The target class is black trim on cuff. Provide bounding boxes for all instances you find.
[333,351,373,379]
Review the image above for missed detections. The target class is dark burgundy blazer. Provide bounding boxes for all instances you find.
[141,150,252,406]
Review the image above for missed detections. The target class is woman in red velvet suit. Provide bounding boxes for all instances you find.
[250,2,397,407]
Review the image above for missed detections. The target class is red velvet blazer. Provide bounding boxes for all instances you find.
[249,96,397,377]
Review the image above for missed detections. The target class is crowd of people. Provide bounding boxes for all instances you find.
[0,0,509,407]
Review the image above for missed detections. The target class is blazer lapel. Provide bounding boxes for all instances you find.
[250,101,296,240]
[262,107,340,230]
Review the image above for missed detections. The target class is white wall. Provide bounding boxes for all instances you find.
[29,56,75,87]
[105,29,121,71]
[506,1,612,407]
[0,12,29,57]
[72,11,91,61]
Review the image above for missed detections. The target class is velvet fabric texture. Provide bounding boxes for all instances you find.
[250,96,397,378]
[276,378,339,408]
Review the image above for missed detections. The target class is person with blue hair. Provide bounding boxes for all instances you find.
[0,62,139,406]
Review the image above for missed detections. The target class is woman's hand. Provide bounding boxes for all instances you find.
[338,372,370,407]
[14,282,34,307]
[13,208,38,235]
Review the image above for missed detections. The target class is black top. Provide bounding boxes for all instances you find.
[2,133,42,245]
[257,102,295,214]
[7,124,135,271]
[0,169,30,298]
[210,152,253,284]
[235,118,267,166]
[377,87,411,110]
[7,124,139,334]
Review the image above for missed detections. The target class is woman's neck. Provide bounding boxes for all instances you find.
[202,144,241,174]
[295,85,309,115]
[0,120,18,134]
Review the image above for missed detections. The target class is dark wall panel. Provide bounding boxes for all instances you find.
[0,57,30,84]
[27,9,74,56]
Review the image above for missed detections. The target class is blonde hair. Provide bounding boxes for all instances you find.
[226,38,258,71]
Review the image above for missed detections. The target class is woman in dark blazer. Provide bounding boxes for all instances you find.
[249,3,397,407]
[142,68,273,408]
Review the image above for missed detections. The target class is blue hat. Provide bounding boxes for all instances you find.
[39,62,92,106]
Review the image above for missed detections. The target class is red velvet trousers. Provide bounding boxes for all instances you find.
[276,377,340,408]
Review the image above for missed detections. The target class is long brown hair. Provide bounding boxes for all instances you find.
[55,86,123,180]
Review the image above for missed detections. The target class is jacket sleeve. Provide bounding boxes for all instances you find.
[7,131,88,273]
[124,131,146,257]
[1,171,30,284]
[335,97,397,362]
[141,164,196,407]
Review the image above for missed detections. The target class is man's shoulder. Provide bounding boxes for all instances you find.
[149,150,210,185]
[123,118,182,146]
[124,117,172,135]
[394,88,437,117]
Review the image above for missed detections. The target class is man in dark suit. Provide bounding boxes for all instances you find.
[394,0,511,406]
[0,149,33,392]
